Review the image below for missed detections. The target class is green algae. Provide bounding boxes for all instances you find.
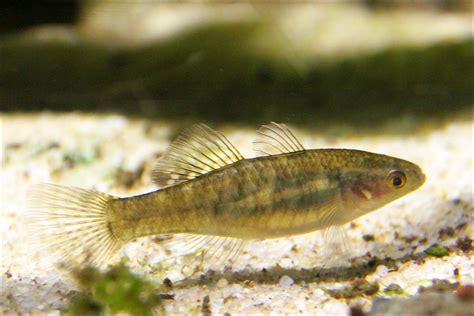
[425,246,449,257]
[383,283,407,296]
[66,264,165,316]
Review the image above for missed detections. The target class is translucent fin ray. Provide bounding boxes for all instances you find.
[152,124,243,188]
[155,233,246,272]
[318,190,350,266]
[26,184,122,270]
[253,122,305,156]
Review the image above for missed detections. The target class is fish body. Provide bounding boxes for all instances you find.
[28,123,425,268]
[111,149,422,241]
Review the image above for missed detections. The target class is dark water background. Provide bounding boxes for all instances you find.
[1,1,472,133]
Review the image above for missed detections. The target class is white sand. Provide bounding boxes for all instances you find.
[1,113,472,314]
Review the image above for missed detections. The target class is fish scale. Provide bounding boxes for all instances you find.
[27,122,425,269]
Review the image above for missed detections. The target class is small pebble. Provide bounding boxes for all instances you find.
[201,295,211,315]
[425,245,449,257]
[279,275,294,287]
[350,305,364,316]
[280,258,292,268]
[383,283,404,295]
[163,277,172,288]
[217,278,229,288]
[455,237,472,253]
[362,234,375,242]
[243,280,255,288]
[375,265,389,277]
[456,284,474,301]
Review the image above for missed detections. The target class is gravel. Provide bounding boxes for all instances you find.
[1,113,472,314]
[279,275,294,287]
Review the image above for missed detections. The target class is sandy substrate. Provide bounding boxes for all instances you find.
[1,112,472,314]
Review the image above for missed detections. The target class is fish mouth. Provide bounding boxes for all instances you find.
[404,162,425,190]
[411,168,426,190]
[420,172,426,185]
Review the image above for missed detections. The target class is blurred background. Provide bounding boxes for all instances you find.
[1,0,472,132]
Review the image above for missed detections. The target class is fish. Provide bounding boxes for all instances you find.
[27,122,425,269]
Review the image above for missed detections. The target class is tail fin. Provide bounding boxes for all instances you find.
[26,184,122,270]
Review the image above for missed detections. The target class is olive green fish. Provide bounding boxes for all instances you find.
[28,122,425,268]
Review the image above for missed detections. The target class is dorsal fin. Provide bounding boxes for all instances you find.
[152,124,243,188]
[253,122,305,156]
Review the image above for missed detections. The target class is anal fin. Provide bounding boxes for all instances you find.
[155,233,246,273]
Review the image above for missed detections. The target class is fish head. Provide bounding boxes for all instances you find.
[339,150,425,220]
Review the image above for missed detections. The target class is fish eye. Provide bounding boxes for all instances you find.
[387,170,406,188]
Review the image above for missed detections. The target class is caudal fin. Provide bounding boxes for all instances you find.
[26,184,122,270]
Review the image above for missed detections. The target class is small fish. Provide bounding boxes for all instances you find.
[28,122,425,269]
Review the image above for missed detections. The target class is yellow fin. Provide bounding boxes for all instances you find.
[253,122,305,156]
[25,184,122,270]
[152,124,243,188]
